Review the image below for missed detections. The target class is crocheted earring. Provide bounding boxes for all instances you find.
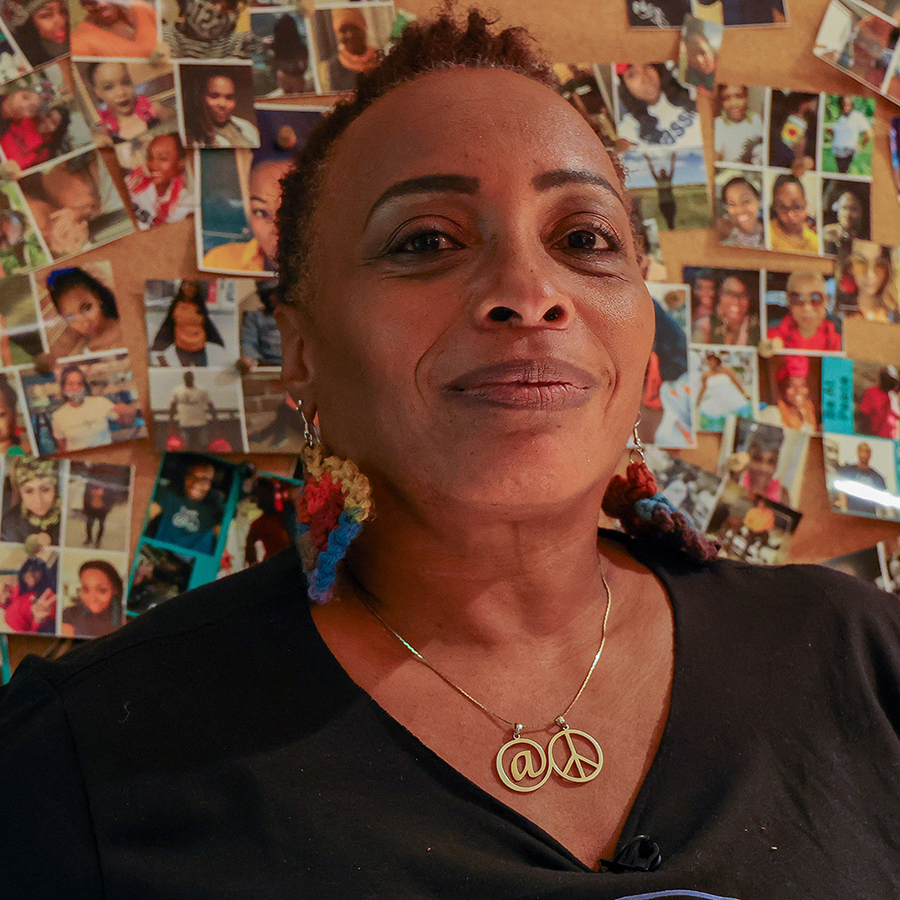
[294,404,373,603]
[601,418,719,562]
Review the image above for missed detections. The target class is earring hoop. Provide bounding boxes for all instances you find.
[299,402,319,448]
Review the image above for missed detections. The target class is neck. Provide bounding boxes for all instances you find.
[341,488,614,648]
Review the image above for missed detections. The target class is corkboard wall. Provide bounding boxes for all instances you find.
[7,0,899,668]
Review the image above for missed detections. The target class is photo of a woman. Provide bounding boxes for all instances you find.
[44,265,123,357]
[149,280,231,366]
[836,239,900,323]
[0,455,60,545]
[0,372,24,453]
[61,558,123,638]
[716,174,763,249]
[181,64,259,148]
[70,0,158,58]
[0,553,57,633]
[768,173,819,255]
[5,0,68,66]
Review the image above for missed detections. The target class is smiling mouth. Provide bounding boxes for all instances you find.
[444,358,597,410]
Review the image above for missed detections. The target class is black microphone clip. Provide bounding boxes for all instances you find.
[599,835,663,873]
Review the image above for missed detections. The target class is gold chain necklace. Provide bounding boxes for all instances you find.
[344,568,612,793]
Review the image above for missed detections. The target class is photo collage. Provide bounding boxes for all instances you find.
[127,452,301,615]
[0,453,133,638]
[145,275,304,455]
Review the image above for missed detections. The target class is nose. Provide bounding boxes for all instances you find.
[472,241,575,329]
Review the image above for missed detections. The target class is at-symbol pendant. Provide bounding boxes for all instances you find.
[495,715,604,793]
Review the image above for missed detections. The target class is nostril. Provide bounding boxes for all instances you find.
[543,305,564,322]
[488,306,516,322]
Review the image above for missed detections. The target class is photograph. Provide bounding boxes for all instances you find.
[768,90,818,169]
[238,276,280,368]
[643,445,722,531]
[691,0,788,25]
[250,7,317,97]
[835,238,900,323]
[764,269,842,353]
[20,351,145,453]
[76,59,177,150]
[117,129,194,230]
[178,59,259,148]
[0,369,34,453]
[58,548,127,637]
[68,0,160,59]
[0,271,43,365]
[0,540,58,633]
[678,14,722,93]
[713,168,764,249]
[691,346,756,432]
[18,148,134,261]
[145,277,237,367]
[821,178,870,256]
[553,63,617,147]
[221,471,300,574]
[149,366,244,453]
[814,0,897,94]
[38,260,125,357]
[2,0,69,68]
[821,94,875,175]
[63,459,131,551]
[642,282,693,448]
[0,17,31,83]
[714,84,766,166]
[758,354,821,433]
[877,534,900,595]
[311,5,393,92]
[706,479,801,565]
[683,266,761,345]
[824,432,899,519]
[144,451,232,555]
[0,180,49,276]
[0,452,60,545]
[821,544,885,586]
[718,414,809,508]
[0,61,93,174]
[162,0,255,60]
[126,541,194,615]
[852,360,900,439]
[766,169,819,256]
[626,0,691,27]
[243,371,303,453]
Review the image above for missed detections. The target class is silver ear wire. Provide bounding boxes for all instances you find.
[298,402,319,448]
[630,413,645,464]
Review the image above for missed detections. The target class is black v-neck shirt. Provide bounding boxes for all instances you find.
[2,536,900,899]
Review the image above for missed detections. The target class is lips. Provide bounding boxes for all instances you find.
[444,358,597,410]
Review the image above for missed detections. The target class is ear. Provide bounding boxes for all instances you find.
[275,302,315,404]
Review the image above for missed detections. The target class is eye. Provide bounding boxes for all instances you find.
[391,229,461,255]
[553,219,619,256]
[564,229,608,251]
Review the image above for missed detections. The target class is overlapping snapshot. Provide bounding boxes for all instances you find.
[127,452,302,614]
[626,0,788,27]
[0,452,133,638]
[711,84,874,256]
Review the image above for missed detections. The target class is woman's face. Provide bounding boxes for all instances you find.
[203,76,236,126]
[79,566,115,614]
[32,0,68,43]
[4,90,41,120]
[786,274,827,336]
[717,276,750,330]
[338,22,367,56]
[686,34,715,76]
[172,299,206,350]
[20,477,56,517]
[747,444,779,486]
[835,192,862,232]
[623,65,661,105]
[851,240,890,301]
[285,68,653,513]
[720,86,748,123]
[92,63,135,117]
[57,285,104,337]
[693,277,715,314]
[784,375,809,411]
[773,182,807,236]
[724,182,759,234]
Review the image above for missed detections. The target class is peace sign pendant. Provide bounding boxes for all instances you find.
[495,717,604,793]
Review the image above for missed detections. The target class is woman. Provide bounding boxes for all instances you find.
[768,172,819,255]
[45,265,123,356]
[319,7,380,92]
[715,84,764,164]
[759,355,818,433]
[3,10,900,896]
[149,280,230,366]
[836,239,900,322]
[821,183,869,256]
[185,70,259,148]
[0,372,23,453]
[70,0,158,58]
[0,455,60,544]
[695,350,751,430]
[49,364,136,452]
[8,0,68,66]
[717,175,763,249]
[616,61,699,148]
[60,559,122,638]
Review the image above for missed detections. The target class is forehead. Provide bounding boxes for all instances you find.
[321,67,623,210]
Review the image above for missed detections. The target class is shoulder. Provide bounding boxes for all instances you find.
[7,548,307,699]
[233,116,259,142]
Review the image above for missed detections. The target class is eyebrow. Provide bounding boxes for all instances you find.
[366,174,480,223]
[531,169,624,205]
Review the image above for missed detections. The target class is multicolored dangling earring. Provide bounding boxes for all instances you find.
[295,403,373,603]
[601,417,719,562]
